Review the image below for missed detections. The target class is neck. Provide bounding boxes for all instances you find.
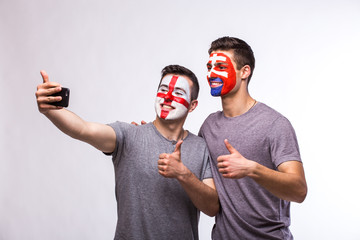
[153,116,187,142]
[221,82,256,118]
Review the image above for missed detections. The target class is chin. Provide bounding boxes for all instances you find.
[211,87,223,96]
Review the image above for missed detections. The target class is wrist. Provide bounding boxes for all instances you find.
[247,160,259,178]
[177,166,192,182]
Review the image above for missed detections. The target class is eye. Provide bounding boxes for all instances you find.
[218,64,227,70]
[207,64,212,71]
[174,89,185,96]
[159,86,168,92]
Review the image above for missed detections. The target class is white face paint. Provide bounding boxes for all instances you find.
[154,75,191,120]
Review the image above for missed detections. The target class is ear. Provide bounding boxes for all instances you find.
[240,65,251,80]
[188,100,198,113]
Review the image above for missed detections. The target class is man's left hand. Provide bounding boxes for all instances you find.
[158,140,189,179]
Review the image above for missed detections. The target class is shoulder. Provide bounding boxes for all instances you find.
[255,102,292,126]
[108,121,133,132]
[187,131,206,142]
[203,111,222,122]
[200,111,222,129]
[183,132,210,162]
[257,103,297,138]
[185,131,208,148]
[256,102,283,119]
[107,121,154,137]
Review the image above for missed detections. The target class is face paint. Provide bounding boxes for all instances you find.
[207,52,237,96]
[155,75,191,120]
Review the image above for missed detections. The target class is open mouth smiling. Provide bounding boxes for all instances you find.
[160,103,175,110]
[209,78,223,88]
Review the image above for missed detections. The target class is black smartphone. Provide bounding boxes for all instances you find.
[50,87,70,107]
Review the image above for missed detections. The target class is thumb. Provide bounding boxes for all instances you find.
[224,139,238,154]
[40,70,49,83]
[173,140,183,154]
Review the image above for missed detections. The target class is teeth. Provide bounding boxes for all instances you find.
[162,105,173,109]
[211,82,222,87]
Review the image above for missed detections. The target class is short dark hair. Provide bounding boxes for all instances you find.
[209,37,255,83]
[160,65,199,101]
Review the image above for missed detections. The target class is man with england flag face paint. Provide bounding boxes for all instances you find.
[36,64,218,240]
[155,74,191,121]
[199,37,307,240]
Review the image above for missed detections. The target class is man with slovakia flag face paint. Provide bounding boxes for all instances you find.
[206,52,237,97]
[199,37,308,239]
[35,65,219,240]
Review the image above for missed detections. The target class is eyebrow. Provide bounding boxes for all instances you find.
[159,84,169,88]
[206,61,229,66]
[207,62,229,66]
[214,62,229,65]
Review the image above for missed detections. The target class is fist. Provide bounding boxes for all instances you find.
[35,70,63,113]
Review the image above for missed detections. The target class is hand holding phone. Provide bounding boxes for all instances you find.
[50,87,70,107]
[38,70,70,110]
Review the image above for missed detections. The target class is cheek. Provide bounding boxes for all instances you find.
[220,69,237,95]
[208,68,221,80]
[226,70,236,84]
[167,102,188,119]
[155,96,164,105]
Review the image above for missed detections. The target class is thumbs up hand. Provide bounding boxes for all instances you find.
[158,140,189,179]
[217,139,256,179]
[36,70,63,113]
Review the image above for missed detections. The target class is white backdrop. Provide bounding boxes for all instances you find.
[1,0,360,239]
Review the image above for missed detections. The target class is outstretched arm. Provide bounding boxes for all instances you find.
[217,139,307,203]
[36,70,116,153]
[158,141,219,216]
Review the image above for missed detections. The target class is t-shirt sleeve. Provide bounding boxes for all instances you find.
[201,147,213,180]
[268,116,302,167]
[198,125,204,138]
[106,121,130,165]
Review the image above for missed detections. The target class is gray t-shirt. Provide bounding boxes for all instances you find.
[108,122,212,240]
[199,102,301,240]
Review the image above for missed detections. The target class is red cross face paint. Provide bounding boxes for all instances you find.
[155,75,191,120]
[207,52,237,96]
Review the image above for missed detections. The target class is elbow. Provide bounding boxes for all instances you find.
[204,209,218,218]
[203,199,220,217]
[294,182,308,203]
[207,206,219,217]
[298,187,308,203]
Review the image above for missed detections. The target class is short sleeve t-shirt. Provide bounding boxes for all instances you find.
[199,102,301,240]
[108,122,212,240]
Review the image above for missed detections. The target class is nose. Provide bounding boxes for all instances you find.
[208,67,215,79]
[164,91,174,102]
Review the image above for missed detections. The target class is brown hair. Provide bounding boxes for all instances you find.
[160,65,199,101]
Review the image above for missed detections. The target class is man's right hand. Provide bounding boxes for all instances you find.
[36,70,63,114]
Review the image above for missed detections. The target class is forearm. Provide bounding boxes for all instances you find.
[177,172,219,216]
[248,161,307,203]
[43,109,115,152]
[44,109,88,139]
